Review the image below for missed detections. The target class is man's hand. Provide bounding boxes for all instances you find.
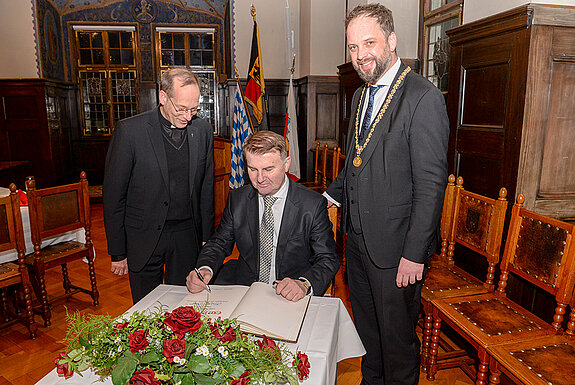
[396,257,424,287]
[111,260,128,276]
[274,278,307,302]
[186,268,212,293]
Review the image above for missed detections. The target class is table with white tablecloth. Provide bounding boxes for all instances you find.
[36,284,366,385]
[0,187,87,264]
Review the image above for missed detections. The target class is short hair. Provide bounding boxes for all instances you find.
[243,131,288,160]
[160,68,199,97]
[345,3,395,37]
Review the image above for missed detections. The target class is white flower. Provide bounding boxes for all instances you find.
[217,346,228,358]
[117,345,122,352]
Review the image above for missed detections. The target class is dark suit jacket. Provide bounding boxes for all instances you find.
[326,61,449,268]
[197,178,340,295]
[103,108,214,272]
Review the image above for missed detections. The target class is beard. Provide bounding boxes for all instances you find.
[353,50,392,84]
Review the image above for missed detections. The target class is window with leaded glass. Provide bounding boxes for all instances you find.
[156,27,219,132]
[73,27,138,136]
[419,0,463,97]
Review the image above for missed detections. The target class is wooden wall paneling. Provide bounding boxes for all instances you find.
[0,80,75,187]
[297,76,340,182]
[213,137,230,227]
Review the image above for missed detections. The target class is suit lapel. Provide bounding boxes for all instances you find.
[275,179,298,270]
[187,119,199,192]
[146,111,169,188]
[247,187,260,276]
[355,62,408,174]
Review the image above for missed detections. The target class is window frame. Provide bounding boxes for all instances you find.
[72,24,139,136]
[419,0,463,95]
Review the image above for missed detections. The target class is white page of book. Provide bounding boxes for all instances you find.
[230,282,309,341]
[176,285,250,321]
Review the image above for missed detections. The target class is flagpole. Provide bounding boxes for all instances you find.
[234,66,255,132]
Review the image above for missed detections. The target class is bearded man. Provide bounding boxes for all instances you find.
[324,4,449,384]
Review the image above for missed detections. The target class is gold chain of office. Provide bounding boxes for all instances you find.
[353,66,411,167]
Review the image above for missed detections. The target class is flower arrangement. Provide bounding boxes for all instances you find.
[55,305,310,385]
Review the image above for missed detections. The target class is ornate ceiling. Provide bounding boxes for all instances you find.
[48,0,227,18]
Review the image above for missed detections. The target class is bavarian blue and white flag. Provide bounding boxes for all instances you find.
[229,86,252,189]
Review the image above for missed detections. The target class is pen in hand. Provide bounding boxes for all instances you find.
[194,268,211,293]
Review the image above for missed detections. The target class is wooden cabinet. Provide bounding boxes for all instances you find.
[0,79,77,187]
[213,137,231,227]
[446,4,575,219]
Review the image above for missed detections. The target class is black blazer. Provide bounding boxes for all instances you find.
[326,62,449,268]
[197,178,340,295]
[103,108,214,272]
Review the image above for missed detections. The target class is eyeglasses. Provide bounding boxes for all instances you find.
[167,95,201,115]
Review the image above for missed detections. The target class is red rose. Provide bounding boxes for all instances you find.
[128,330,149,353]
[164,306,203,338]
[256,335,277,352]
[211,325,237,342]
[162,338,186,363]
[130,368,161,385]
[293,351,310,380]
[54,352,74,378]
[231,370,251,385]
[115,321,128,330]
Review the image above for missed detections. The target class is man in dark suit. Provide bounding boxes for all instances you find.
[104,68,214,304]
[186,131,339,301]
[325,4,449,384]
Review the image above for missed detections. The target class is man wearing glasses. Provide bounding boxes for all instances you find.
[104,68,214,303]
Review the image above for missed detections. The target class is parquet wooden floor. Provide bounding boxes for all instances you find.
[0,203,474,385]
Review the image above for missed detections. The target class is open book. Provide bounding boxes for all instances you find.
[176,282,310,342]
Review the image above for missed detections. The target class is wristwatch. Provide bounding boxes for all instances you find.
[299,278,312,295]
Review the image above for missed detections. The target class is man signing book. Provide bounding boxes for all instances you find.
[186,131,339,301]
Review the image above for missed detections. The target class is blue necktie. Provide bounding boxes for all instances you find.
[359,85,384,141]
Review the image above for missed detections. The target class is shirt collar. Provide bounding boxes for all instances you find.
[373,58,401,87]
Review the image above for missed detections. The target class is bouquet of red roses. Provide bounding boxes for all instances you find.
[55,305,310,385]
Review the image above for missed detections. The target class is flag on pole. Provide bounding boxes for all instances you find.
[230,86,253,189]
[244,19,265,124]
[284,74,300,180]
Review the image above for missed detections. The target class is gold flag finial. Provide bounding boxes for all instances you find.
[250,4,256,19]
[291,54,296,74]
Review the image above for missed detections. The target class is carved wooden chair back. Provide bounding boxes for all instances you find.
[25,172,99,326]
[323,146,341,190]
[496,195,575,326]
[421,176,507,368]
[0,184,36,338]
[301,142,327,192]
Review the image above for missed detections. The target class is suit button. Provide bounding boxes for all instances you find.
[351,200,355,204]
[163,201,168,206]
[351,172,356,177]
[350,186,354,191]
[157,225,162,230]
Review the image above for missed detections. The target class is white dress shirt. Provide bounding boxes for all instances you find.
[257,174,289,284]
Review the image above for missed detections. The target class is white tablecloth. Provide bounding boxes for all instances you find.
[36,284,366,385]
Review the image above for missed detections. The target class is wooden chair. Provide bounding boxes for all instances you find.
[421,176,508,369]
[486,291,575,385]
[0,184,36,338]
[301,142,327,192]
[324,204,339,297]
[323,146,342,190]
[427,195,575,384]
[25,172,99,326]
